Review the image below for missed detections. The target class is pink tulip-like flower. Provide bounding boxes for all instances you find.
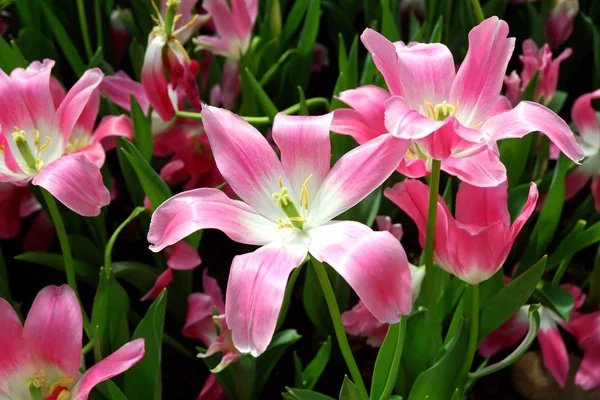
[193,0,257,108]
[386,179,538,285]
[109,9,132,66]
[148,106,412,356]
[362,17,583,179]
[143,0,208,120]
[480,284,586,388]
[330,84,511,186]
[0,285,145,399]
[0,60,110,216]
[561,89,600,211]
[504,39,571,106]
[545,0,579,49]
[568,310,600,390]
[197,374,226,400]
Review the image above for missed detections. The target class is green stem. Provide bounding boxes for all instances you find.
[94,0,103,51]
[424,159,441,327]
[587,245,600,307]
[82,339,94,356]
[461,284,480,382]
[104,207,147,276]
[311,257,368,399]
[76,0,94,60]
[41,188,92,338]
[163,0,178,38]
[379,317,407,400]
[470,0,485,24]
[28,384,43,400]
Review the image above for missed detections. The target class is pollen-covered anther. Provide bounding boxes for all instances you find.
[423,100,459,121]
[299,174,313,210]
[12,127,26,143]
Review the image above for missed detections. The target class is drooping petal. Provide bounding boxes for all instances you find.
[74,90,100,135]
[575,347,600,390]
[166,241,202,270]
[333,85,390,140]
[56,68,104,142]
[331,109,382,145]
[203,0,238,49]
[571,89,600,150]
[375,215,403,240]
[563,163,594,202]
[226,237,308,356]
[142,33,176,121]
[197,374,226,400]
[394,41,455,109]
[71,339,145,400]
[440,148,507,187]
[450,17,515,127]
[193,35,234,58]
[201,105,285,221]
[537,322,569,387]
[503,182,538,251]
[0,298,29,385]
[0,69,34,132]
[307,221,412,321]
[22,285,82,379]
[455,180,510,228]
[219,59,240,109]
[231,0,257,48]
[568,311,600,346]
[272,113,333,198]
[148,188,279,252]
[479,307,529,357]
[182,292,217,347]
[141,269,173,302]
[482,101,584,162]
[33,153,110,217]
[342,301,388,347]
[101,71,150,113]
[414,118,486,160]
[76,143,106,169]
[309,134,407,227]
[360,29,403,96]
[91,115,133,150]
[203,269,225,313]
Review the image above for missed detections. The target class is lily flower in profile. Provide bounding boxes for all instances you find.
[0,285,145,400]
[0,59,110,216]
[148,106,412,356]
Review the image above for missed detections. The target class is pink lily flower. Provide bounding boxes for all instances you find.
[193,0,258,108]
[143,0,209,120]
[568,310,600,390]
[386,179,538,285]
[330,84,511,186]
[362,17,583,178]
[0,284,145,399]
[545,0,579,49]
[0,60,110,217]
[561,89,600,211]
[148,106,412,356]
[480,284,586,388]
[504,39,572,106]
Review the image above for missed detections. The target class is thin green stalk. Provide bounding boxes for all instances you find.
[94,0,103,50]
[424,159,441,326]
[163,0,178,38]
[311,257,368,399]
[587,245,600,307]
[28,384,43,400]
[76,0,94,60]
[104,207,147,276]
[461,284,480,383]
[379,317,407,400]
[552,257,571,284]
[41,188,92,338]
[471,0,485,24]
[443,0,453,43]
[82,339,94,356]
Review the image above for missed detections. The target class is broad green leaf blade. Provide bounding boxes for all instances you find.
[534,283,575,322]
[548,220,600,269]
[339,376,366,400]
[370,318,406,400]
[112,261,159,294]
[255,329,302,394]
[285,387,335,400]
[125,290,167,400]
[15,252,99,286]
[243,67,278,121]
[131,95,153,161]
[301,337,332,390]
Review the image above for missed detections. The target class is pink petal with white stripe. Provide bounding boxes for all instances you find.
[142,34,175,121]
[0,298,29,387]
[538,321,569,387]
[572,89,600,150]
[440,148,507,187]
[101,71,150,113]
[360,29,402,96]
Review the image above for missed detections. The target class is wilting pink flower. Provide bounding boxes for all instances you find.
[545,0,579,49]
[330,84,511,186]
[568,310,600,390]
[194,0,257,108]
[0,285,145,399]
[0,60,110,216]
[109,9,132,66]
[386,179,538,284]
[504,39,571,106]
[148,106,412,356]
[480,285,586,388]
[561,89,600,211]
[362,17,583,183]
[143,0,208,120]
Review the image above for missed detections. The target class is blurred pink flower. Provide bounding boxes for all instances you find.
[148,106,412,356]
[312,43,330,72]
[109,9,132,66]
[545,0,579,49]
[568,310,600,390]
[0,60,110,216]
[0,183,39,240]
[0,285,145,399]
[197,374,226,400]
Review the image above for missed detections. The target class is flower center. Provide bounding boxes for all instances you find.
[65,135,90,153]
[271,175,312,230]
[12,127,52,172]
[26,374,73,400]
[422,100,459,121]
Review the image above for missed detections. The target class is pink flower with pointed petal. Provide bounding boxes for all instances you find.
[568,311,600,390]
[148,106,412,356]
[362,17,583,175]
[0,60,110,216]
[197,374,226,400]
[545,0,579,49]
[386,179,538,284]
[330,85,509,186]
[193,0,257,108]
[504,39,571,106]
[0,285,145,399]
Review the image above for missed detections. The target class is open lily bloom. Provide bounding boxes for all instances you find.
[362,16,583,176]
[193,0,257,108]
[504,39,571,106]
[148,106,412,356]
[568,310,600,390]
[480,285,586,388]
[562,89,600,211]
[0,59,110,216]
[330,84,510,186]
[0,285,145,399]
[386,179,538,285]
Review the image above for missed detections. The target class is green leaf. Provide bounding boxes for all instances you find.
[282,0,311,45]
[470,306,540,380]
[131,95,153,161]
[0,36,24,72]
[380,0,399,41]
[546,90,568,114]
[407,320,468,400]
[428,15,444,43]
[298,337,332,390]
[68,234,103,267]
[103,380,128,400]
[285,388,335,400]
[255,329,302,393]
[370,318,407,400]
[298,86,309,115]
[297,0,321,57]
[259,49,296,86]
[243,67,278,121]
[129,39,145,81]
[14,29,58,66]
[479,256,546,340]
[548,220,600,269]
[277,266,303,331]
[116,137,172,209]
[125,290,167,400]
[339,376,366,400]
[401,309,437,389]
[113,261,159,294]
[534,283,575,322]
[331,35,358,111]
[340,186,382,226]
[15,252,98,286]
[39,1,86,76]
[582,13,600,88]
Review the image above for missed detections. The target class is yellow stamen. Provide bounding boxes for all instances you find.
[173,14,182,26]
[50,378,74,394]
[35,159,44,172]
[57,390,72,400]
[184,14,199,29]
[151,15,160,25]
[34,129,40,146]
[278,176,284,189]
[150,0,160,16]
[299,174,313,210]
[38,136,51,152]
[12,129,26,143]
[0,145,4,155]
